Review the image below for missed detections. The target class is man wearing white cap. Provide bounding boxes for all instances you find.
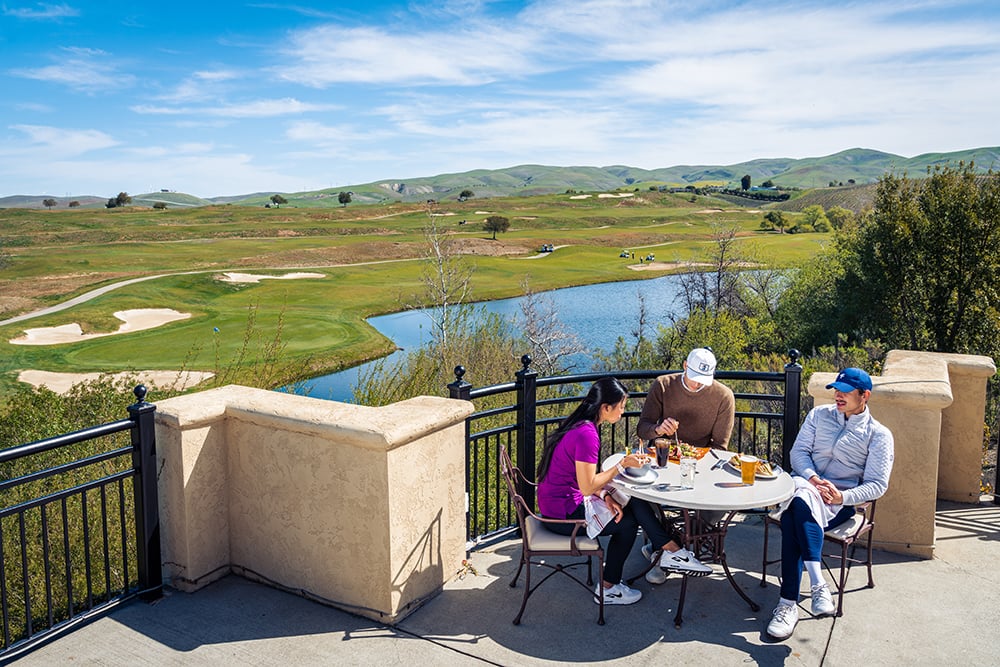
[634,347,736,583]
[637,347,735,449]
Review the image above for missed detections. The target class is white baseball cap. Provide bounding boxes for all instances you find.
[685,348,717,386]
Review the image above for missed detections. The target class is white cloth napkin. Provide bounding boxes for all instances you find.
[583,488,631,538]
[769,476,843,529]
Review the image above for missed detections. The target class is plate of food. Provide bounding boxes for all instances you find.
[650,439,711,462]
[724,455,781,480]
[602,452,658,485]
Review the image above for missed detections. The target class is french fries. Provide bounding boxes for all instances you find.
[728,456,775,477]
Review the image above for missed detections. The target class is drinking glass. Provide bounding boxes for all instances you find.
[740,455,758,485]
[679,456,696,489]
[655,440,671,468]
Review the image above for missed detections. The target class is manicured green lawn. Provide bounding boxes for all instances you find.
[0,193,825,396]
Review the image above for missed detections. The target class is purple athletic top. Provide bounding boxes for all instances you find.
[537,421,600,518]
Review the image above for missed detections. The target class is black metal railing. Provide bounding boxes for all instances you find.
[450,351,803,545]
[0,386,161,660]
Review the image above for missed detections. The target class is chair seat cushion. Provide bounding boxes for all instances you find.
[524,515,601,552]
[825,513,868,540]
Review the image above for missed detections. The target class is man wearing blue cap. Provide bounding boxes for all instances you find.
[767,367,894,640]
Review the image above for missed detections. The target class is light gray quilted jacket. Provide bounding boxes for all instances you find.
[790,404,894,506]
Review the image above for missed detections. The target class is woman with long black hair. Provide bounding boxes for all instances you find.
[537,377,710,606]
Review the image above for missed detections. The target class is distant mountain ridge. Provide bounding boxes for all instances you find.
[4,146,998,209]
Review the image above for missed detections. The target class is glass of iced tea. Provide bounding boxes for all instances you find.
[654,438,671,468]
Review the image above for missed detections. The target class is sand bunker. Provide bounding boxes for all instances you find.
[569,193,634,200]
[217,272,325,284]
[17,369,215,395]
[628,261,711,272]
[10,309,191,345]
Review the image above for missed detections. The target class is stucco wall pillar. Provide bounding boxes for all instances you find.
[809,350,995,559]
[915,352,997,502]
[154,385,473,624]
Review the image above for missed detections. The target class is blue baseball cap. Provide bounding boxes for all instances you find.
[826,367,873,392]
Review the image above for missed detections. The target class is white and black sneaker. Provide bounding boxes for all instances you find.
[594,582,642,605]
[641,543,669,584]
[659,548,712,577]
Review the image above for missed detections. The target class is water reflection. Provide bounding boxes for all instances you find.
[288,274,688,402]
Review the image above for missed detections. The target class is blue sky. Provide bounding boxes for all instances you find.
[2,0,999,198]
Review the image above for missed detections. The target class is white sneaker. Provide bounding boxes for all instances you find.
[659,548,712,577]
[767,602,799,639]
[640,544,669,584]
[811,583,836,616]
[594,582,642,605]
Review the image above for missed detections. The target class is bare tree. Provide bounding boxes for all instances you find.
[676,224,743,315]
[413,208,475,355]
[734,244,788,319]
[517,278,585,375]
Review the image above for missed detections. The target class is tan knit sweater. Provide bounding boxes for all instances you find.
[636,372,735,449]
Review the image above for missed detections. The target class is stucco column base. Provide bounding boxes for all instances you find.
[809,350,995,559]
[154,385,474,624]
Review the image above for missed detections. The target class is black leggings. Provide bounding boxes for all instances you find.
[549,499,672,585]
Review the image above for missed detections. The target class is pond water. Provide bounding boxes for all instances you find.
[286,274,690,402]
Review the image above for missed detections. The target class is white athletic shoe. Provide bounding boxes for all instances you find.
[659,548,712,577]
[811,583,836,616]
[767,602,799,639]
[594,582,642,605]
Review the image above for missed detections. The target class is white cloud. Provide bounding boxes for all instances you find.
[274,24,541,87]
[5,124,118,156]
[194,69,242,82]
[3,2,79,19]
[131,98,337,118]
[9,46,134,92]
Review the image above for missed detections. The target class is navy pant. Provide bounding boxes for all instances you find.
[780,497,855,600]
[550,499,671,585]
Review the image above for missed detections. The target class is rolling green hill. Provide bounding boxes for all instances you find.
[4,146,998,210]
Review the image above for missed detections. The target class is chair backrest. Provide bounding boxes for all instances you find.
[500,445,594,553]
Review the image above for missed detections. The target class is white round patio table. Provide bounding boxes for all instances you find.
[605,450,794,627]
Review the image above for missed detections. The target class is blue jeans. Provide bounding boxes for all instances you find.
[780,496,855,600]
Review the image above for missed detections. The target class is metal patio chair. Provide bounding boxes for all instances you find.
[499,445,606,625]
[760,499,878,616]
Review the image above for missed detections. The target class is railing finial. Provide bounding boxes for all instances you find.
[520,354,532,371]
[133,384,148,404]
[786,349,801,367]
[453,365,466,381]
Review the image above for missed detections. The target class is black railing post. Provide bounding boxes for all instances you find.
[128,385,162,601]
[449,366,474,543]
[448,365,472,401]
[515,355,538,510]
[781,349,803,470]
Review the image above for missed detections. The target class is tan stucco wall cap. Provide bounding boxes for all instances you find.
[154,385,474,450]
[809,365,953,410]
[886,349,996,379]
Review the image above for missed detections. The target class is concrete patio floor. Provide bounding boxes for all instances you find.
[10,498,1000,666]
